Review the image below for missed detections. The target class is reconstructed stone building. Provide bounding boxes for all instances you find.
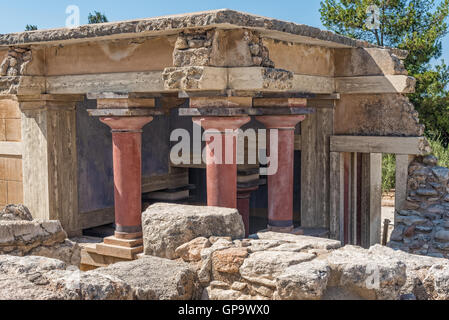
[0,10,430,258]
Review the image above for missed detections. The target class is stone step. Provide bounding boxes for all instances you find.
[96,243,144,260]
[80,248,132,269]
[103,236,143,248]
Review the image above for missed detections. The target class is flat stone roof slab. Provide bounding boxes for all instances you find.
[0,9,406,56]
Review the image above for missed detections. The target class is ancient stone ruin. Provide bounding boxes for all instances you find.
[0,10,448,300]
[1,203,449,300]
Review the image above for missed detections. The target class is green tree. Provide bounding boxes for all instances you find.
[88,11,108,24]
[25,25,38,31]
[320,0,449,145]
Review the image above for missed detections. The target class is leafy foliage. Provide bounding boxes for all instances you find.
[429,135,449,166]
[25,25,37,31]
[320,0,449,145]
[88,11,109,24]
[382,154,397,192]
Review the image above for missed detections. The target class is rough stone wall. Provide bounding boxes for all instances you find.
[175,233,449,300]
[334,94,424,136]
[173,29,274,68]
[389,155,449,258]
[0,47,32,77]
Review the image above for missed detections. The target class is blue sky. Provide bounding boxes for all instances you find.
[0,1,448,64]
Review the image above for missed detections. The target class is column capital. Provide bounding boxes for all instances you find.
[193,116,251,132]
[256,115,306,129]
[100,117,154,132]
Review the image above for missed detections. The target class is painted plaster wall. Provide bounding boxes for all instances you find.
[0,99,23,209]
[264,39,334,76]
[44,37,174,76]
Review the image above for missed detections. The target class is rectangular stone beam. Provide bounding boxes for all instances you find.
[335,75,415,94]
[4,72,416,97]
[330,136,431,155]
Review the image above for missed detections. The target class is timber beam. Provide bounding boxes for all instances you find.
[330,136,431,155]
[1,72,416,98]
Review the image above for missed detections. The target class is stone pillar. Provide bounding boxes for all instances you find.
[193,117,250,209]
[100,117,153,239]
[19,95,83,236]
[256,115,306,232]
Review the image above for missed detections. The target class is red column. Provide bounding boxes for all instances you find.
[237,186,258,237]
[256,115,306,232]
[193,117,251,209]
[100,117,153,239]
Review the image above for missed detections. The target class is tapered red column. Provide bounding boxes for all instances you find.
[193,117,251,209]
[256,115,306,232]
[100,117,153,238]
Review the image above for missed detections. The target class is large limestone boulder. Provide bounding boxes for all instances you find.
[369,245,449,300]
[0,219,80,266]
[92,256,201,300]
[322,245,408,300]
[0,254,201,300]
[142,203,245,259]
[0,255,132,300]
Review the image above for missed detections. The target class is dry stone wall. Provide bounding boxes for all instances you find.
[0,47,32,76]
[389,155,449,258]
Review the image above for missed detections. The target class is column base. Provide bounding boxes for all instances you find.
[96,243,144,260]
[80,235,144,270]
[115,231,143,240]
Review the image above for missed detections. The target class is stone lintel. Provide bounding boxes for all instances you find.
[189,96,253,108]
[253,98,307,108]
[17,94,84,110]
[87,108,165,117]
[179,107,314,117]
[0,76,46,96]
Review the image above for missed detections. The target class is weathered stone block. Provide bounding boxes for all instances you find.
[435,231,449,242]
[92,256,201,300]
[175,237,211,262]
[239,251,316,288]
[275,260,330,300]
[252,231,342,250]
[0,255,133,300]
[142,203,245,259]
[212,247,248,274]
